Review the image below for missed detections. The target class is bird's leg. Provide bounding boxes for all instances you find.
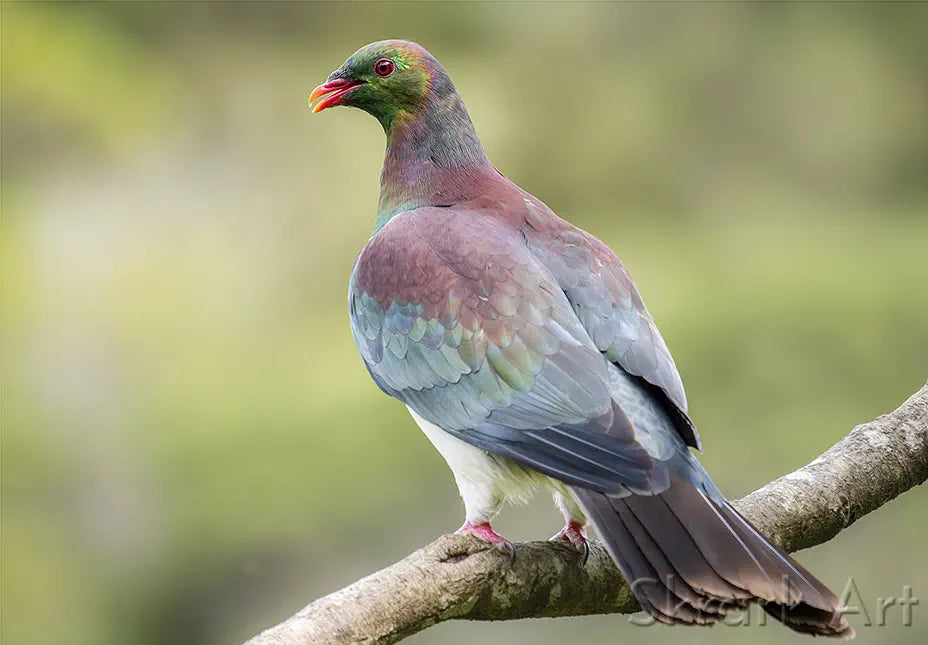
[456,520,510,545]
[551,519,588,545]
[551,489,590,564]
[550,521,589,564]
[456,521,516,561]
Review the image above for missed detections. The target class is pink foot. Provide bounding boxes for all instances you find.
[550,521,589,564]
[456,521,516,561]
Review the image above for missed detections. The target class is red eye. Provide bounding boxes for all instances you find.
[374,58,395,77]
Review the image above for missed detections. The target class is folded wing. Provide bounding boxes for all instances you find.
[349,207,680,495]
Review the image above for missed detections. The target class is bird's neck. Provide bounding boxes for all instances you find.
[376,89,493,231]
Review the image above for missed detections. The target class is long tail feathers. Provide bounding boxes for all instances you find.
[571,474,854,638]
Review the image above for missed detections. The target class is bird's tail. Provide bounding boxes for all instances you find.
[571,473,853,637]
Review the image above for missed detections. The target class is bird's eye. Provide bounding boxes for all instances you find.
[373,58,395,78]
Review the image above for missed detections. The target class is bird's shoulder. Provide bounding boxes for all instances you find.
[352,205,545,308]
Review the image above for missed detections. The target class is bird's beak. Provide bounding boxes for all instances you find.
[309,78,364,113]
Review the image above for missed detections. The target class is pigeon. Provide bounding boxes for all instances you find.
[309,39,852,637]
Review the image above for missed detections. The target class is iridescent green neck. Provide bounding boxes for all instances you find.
[374,75,491,232]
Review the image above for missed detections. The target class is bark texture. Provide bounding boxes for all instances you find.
[246,383,928,645]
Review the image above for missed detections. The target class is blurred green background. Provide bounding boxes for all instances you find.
[2,2,927,644]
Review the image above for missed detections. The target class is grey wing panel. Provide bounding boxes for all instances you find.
[528,225,702,449]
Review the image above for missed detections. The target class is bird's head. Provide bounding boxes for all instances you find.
[309,40,443,129]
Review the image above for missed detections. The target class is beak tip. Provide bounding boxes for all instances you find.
[308,82,328,112]
[308,78,362,115]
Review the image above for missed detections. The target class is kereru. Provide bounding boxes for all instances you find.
[309,40,852,637]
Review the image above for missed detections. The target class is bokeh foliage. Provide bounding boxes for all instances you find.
[2,3,926,645]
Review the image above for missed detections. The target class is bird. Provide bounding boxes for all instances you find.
[309,39,853,637]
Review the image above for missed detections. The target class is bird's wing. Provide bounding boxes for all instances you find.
[350,208,680,495]
[522,214,701,449]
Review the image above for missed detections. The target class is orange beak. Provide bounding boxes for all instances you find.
[309,78,364,113]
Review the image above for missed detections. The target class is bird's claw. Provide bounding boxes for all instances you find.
[499,539,516,565]
[456,521,516,564]
[550,521,589,565]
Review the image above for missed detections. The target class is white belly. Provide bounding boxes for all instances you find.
[407,406,550,524]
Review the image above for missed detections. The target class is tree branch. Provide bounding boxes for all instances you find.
[246,383,928,645]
